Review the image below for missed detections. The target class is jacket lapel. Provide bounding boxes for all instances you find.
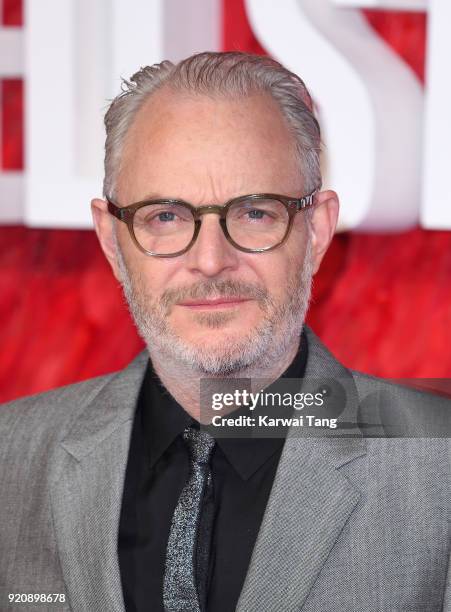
[237,328,367,611]
[50,352,148,612]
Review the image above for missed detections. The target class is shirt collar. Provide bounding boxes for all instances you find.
[140,369,194,469]
[138,329,309,479]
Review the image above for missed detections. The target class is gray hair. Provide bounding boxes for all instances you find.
[103,51,322,199]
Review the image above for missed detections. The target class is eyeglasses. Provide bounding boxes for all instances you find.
[106,190,318,257]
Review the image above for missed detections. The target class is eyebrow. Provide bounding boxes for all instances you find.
[135,193,223,205]
[138,192,168,201]
[135,192,257,203]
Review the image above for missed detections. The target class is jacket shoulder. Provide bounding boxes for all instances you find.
[0,372,119,454]
[351,370,450,437]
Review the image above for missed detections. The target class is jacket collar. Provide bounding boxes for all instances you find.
[59,351,148,461]
[51,352,148,611]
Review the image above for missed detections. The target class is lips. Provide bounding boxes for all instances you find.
[178,297,251,307]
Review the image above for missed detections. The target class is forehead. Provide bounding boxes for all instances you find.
[117,87,301,203]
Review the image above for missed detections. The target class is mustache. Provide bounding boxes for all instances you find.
[160,279,272,312]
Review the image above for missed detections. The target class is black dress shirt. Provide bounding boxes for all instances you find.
[118,331,308,612]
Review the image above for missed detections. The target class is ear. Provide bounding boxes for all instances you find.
[91,198,122,282]
[309,190,339,275]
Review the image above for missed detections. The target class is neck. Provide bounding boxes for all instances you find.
[148,334,302,421]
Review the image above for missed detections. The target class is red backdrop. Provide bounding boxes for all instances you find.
[1,1,450,403]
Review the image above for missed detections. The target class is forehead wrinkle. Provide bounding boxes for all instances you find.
[200,167,251,205]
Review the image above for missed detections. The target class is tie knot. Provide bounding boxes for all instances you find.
[183,427,215,465]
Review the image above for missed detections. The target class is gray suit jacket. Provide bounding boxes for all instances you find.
[1,327,449,612]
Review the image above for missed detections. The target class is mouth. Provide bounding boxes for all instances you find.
[177,297,252,310]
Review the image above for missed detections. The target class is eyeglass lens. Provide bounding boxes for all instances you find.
[132,198,290,255]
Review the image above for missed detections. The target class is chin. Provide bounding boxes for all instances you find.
[160,321,280,376]
[177,310,260,335]
[180,323,256,348]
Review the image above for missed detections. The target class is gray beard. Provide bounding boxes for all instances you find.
[115,239,313,377]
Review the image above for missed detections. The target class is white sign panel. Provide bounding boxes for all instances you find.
[0,24,24,222]
[24,0,220,227]
[420,0,451,229]
[246,0,424,230]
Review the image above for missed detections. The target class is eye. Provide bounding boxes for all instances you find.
[232,203,281,224]
[153,211,177,222]
[246,209,269,220]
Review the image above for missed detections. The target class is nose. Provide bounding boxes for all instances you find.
[184,213,240,277]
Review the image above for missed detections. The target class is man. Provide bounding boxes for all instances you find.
[0,52,449,612]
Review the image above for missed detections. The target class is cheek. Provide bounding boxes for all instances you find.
[142,265,177,295]
[285,221,311,267]
[120,252,174,296]
[249,254,292,299]
[266,249,307,299]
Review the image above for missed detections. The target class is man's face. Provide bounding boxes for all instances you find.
[95,88,335,375]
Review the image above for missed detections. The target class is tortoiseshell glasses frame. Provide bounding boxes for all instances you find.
[106,189,319,257]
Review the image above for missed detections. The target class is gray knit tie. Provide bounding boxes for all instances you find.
[163,426,215,612]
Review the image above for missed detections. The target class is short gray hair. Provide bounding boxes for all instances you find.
[103,51,322,199]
